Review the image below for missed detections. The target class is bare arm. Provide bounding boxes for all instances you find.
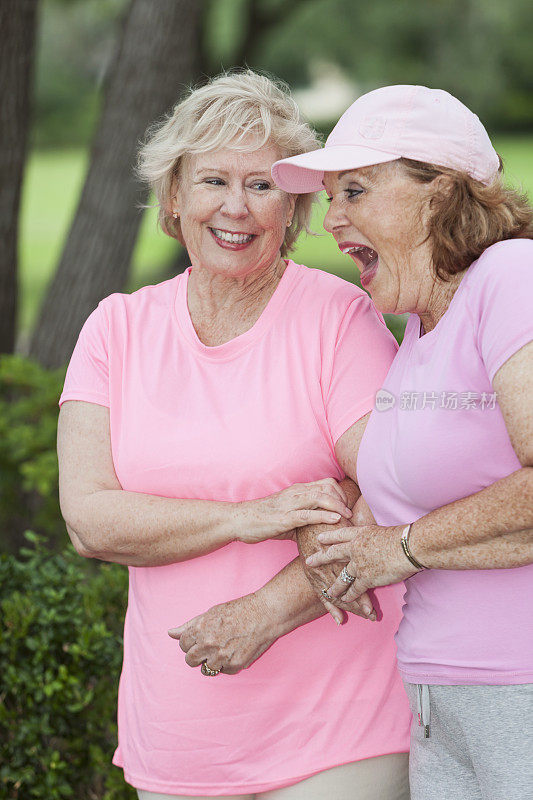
[58,401,242,565]
[167,565,329,675]
[245,414,373,626]
[170,415,375,673]
[409,476,532,570]
[170,478,375,674]
[245,414,372,627]
[296,418,364,567]
[57,400,351,566]
[308,342,533,602]
[409,341,533,570]
[253,476,373,627]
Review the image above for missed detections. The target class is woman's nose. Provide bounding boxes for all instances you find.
[222,187,248,218]
[323,202,342,234]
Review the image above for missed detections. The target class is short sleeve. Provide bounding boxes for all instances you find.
[472,240,533,382]
[324,294,398,443]
[58,299,110,408]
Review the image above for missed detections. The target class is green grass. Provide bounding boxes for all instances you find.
[18,136,533,339]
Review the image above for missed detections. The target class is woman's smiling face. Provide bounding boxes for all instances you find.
[322,163,435,314]
[172,143,295,279]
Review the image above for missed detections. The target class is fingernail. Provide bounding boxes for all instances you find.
[328,513,341,521]
[305,556,313,564]
[345,508,353,517]
[362,605,372,616]
[167,628,180,635]
[317,534,325,541]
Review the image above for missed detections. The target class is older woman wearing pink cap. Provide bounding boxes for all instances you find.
[273,85,533,800]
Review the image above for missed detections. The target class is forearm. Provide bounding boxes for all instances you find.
[411,466,533,570]
[67,490,241,567]
[65,476,352,568]
[253,557,329,636]
[252,479,362,636]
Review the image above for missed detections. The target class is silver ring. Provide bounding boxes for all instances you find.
[340,566,356,584]
[321,588,335,601]
[201,661,221,677]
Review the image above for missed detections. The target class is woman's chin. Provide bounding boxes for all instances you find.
[364,286,394,315]
[362,274,398,315]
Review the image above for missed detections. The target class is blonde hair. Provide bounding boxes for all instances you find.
[136,69,321,255]
[398,157,533,281]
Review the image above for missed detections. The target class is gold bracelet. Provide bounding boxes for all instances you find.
[400,523,428,571]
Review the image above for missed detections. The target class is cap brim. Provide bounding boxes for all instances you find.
[272,145,400,193]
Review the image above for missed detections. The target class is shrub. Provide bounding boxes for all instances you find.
[0,355,66,554]
[0,531,134,800]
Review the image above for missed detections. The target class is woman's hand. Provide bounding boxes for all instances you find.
[302,551,378,621]
[167,594,279,675]
[305,524,419,605]
[300,494,380,620]
[237,478,353,545]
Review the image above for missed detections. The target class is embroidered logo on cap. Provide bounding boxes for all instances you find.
[358,116,386,139]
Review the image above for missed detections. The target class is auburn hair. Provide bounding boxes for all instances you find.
[399,157,533,281]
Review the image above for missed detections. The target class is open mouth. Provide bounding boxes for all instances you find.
[339,243,379,287]
[210,228,257,248]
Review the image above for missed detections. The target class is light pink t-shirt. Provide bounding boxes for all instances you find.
[357,240,533,686]
[58,260,410,796]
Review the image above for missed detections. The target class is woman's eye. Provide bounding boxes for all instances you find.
[346,189,363,200]
[250,181,271,191]
[205,178,225,186]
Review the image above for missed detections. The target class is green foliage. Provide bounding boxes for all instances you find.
[0,531,133,800]
[0,355,67,554]
[224,0,533,133]
[0,357,133,795]
[35,0,533,149]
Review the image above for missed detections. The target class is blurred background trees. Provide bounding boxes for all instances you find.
[32,0,533,151]
[0,0,39,355]
[28,0,203,368]
[6,0,533,366]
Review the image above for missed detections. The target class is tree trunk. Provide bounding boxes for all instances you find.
[0,0,38,355]
[29,0,203,369]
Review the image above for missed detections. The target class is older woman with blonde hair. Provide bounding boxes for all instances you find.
[274,84,533,800]
[57,72,411,799]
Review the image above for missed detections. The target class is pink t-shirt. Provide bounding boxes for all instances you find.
[357,240,533,686]
[58,260,410,796]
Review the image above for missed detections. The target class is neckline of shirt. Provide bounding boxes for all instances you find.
[172,259,299,360]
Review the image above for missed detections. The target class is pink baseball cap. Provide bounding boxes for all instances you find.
[272,84,500,193]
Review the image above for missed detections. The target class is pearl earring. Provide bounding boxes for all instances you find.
[287,219,292,227]
[172,211,178,219]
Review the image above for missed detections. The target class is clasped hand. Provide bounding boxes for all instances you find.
[239,478,353,543]
[305,523,418,605]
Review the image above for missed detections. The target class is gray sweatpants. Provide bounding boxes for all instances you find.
[403,681,533,800]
